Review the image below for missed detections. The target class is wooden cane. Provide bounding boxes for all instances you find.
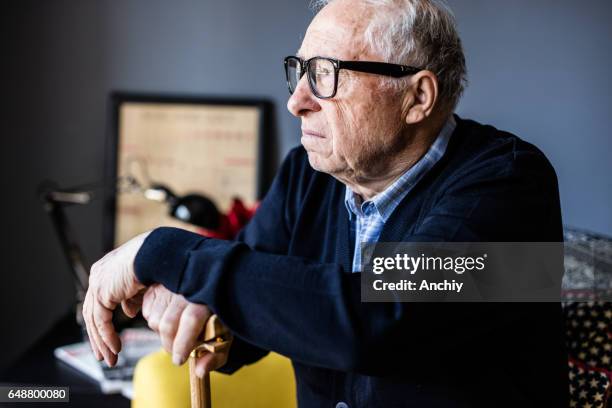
[189,315,231,408]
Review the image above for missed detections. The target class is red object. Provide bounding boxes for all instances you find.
[197,198,258,240]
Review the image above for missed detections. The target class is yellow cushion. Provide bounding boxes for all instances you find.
[132,349,296,408]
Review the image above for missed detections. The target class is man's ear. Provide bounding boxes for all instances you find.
[401,70,439,125]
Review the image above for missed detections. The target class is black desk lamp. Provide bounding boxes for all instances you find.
[39,178,220,328]
[144,183,220,231]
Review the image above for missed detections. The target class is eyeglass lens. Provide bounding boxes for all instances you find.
[286,57,336,98]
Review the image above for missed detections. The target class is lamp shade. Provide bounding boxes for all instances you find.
[170,194,220,230]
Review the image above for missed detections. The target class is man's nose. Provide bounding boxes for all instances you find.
[286,76,321,117]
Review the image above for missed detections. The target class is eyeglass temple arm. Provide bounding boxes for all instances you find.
[338,60,421,78]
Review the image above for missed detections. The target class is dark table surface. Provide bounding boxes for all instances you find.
[0,313,130,408]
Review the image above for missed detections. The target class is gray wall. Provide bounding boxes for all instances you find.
[454,0,612,237]
[1,0,611,372]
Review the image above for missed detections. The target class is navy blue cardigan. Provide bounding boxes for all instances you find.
[135,116,568,407]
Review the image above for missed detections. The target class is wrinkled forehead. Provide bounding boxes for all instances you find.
[297,1,374,61]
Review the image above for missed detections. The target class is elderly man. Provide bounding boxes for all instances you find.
[83,0,568,406]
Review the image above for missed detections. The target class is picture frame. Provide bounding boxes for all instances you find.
[103,92,275,251]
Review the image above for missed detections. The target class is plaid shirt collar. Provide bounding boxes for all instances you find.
[344,115,456,222]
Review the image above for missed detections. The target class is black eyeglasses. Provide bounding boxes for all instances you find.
[284,55,422,99]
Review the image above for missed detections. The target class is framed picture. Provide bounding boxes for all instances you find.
[104,92,274,250]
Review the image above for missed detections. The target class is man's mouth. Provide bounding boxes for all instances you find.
[301,128,325,138]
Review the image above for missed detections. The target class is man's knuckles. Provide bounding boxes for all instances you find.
[147,315,161,331]
[183,304,210,323]
[159,316,178,337]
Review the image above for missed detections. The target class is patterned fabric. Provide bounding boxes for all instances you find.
[344,116,456,272]
[565,301,612,407]
[569,360,610,408]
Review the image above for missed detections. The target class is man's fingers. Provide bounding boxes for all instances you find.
[93,297,121,357]
[82,294,103,361]
[158,295,188,354]
[172,304,211,365]
[87,301,114,365]
[121,289,145,318]
[84,322,102,361]
[146,295,165,332]
[141,285,157,320]
[121,299,139,318]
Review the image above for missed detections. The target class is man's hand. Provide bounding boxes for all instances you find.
[142,284,231,378]
[82,232,150,366]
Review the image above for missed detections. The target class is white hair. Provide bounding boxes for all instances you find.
[310,0,467,111]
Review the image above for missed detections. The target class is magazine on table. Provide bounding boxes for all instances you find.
[54,327,161,398]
